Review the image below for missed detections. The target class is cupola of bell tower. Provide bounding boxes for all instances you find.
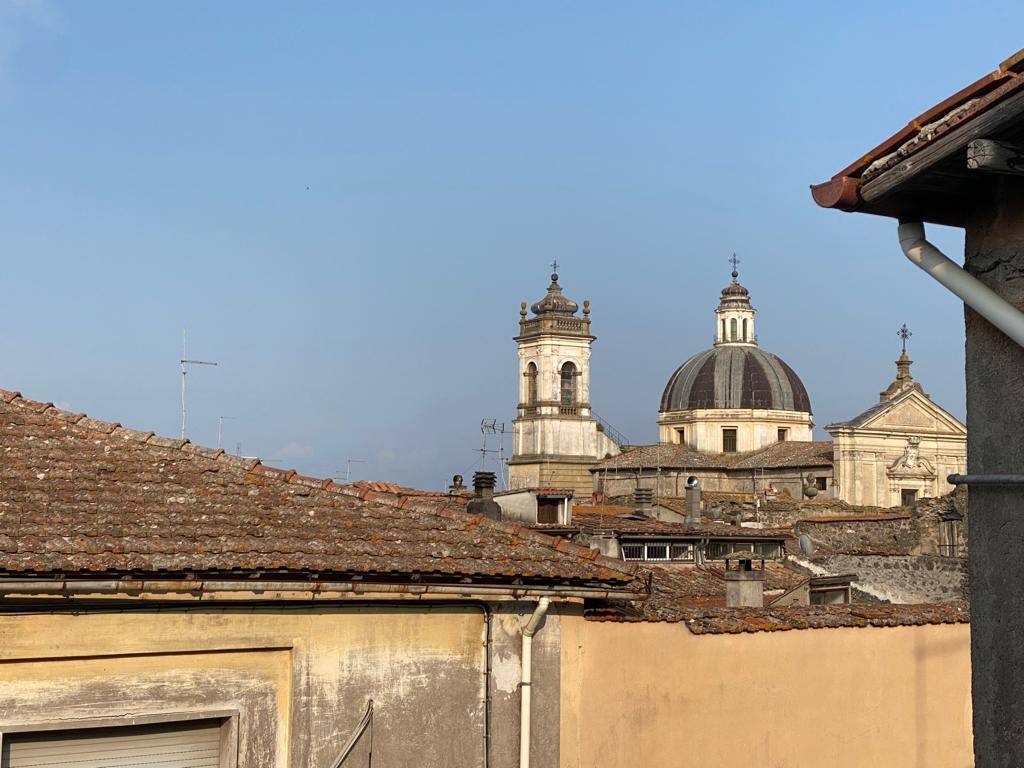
[714,255,757,346]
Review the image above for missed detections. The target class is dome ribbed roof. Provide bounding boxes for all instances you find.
[660,346,812,414]
[530,273,579,315]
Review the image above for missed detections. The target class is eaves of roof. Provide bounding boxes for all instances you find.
[811,48,1024,226]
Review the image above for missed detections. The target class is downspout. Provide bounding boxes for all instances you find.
[520,597,550,768]
[898,221,1024,347]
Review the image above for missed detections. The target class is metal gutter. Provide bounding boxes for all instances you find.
[0,578,640,601]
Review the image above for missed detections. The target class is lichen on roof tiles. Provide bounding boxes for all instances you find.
[0,387,640,589]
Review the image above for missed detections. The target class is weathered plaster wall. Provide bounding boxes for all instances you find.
[0,602,562,768]
[965,181,1024,766]
[656,408,813,451]
[560,615,973,768]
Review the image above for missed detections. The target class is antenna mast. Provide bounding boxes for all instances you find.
[479,419,512,490]
[180,330,218,440]
[337,458,368,483]
[217,415,236,451]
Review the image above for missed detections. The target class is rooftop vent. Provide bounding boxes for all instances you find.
[467,472,501,521]
[633,487,653,518]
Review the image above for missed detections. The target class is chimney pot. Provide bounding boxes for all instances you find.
[633,487,653,517]
[684,476,701,528]
[467,472,501,521]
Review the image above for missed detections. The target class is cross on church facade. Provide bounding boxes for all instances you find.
[898,323,912,354]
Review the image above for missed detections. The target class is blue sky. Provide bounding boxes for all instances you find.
[2,1,1020,488]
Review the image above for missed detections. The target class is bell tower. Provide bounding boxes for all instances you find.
[509,268,619,498]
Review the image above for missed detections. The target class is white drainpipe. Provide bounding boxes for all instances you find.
[898,221,1024,347]
[520,597,550,768]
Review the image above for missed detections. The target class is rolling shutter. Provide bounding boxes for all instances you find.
[2,719,221,768]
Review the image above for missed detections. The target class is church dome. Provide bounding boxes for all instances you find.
[530,273,579,315]
[660,345,812,413]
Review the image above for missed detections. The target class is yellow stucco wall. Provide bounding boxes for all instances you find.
[560,617,973,768]
[0,605,488,768]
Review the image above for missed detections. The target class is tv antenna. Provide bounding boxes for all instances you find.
[336,458,368,483]
[217,415,236,451]
[479,419,512,490]
[180,330,217,440]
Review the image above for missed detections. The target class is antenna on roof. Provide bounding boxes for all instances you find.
[217,415,236,451]
[180,330,218,440]
[337,458,367,483]
[479,419,512,490]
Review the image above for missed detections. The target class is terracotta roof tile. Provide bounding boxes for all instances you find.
[595,441,833,471]
[0,388,641,589]
[572,510,791,540]
[586,566,969,632]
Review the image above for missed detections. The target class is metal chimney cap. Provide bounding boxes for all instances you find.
[685,476,700,489]
[472,471,496,490]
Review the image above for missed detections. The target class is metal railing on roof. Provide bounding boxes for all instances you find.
[592,411,629,447]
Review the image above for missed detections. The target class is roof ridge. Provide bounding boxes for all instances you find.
[0,387,641,583]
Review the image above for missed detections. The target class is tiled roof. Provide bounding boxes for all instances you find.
[495,487,574,497]
[705,561,806,593]
[586,567,969,631]
[811,47,1024,224]
[800,514,912,524]
[594,441,833,471]
[0,389,641,589]
[572,510,790,540]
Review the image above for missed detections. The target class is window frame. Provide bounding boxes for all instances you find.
[0,711,239,768]
[559,362,577,406]
[722,427,738,453]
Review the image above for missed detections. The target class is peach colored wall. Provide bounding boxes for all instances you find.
[561,618,973,768]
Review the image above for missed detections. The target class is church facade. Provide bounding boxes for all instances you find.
[826,341,967,507]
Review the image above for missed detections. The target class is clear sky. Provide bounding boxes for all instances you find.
[2,1,1020,489]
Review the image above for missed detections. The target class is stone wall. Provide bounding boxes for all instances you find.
[811,554,968,604]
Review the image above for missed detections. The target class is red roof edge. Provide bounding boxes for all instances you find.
[810,176,861,211]
[812,52,1024,211]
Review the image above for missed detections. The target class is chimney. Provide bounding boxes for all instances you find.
[467,472,501,521]
[724,552,765,607]
[684,476,701,528]
[633,487,653,517]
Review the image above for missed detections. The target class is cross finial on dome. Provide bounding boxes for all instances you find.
[898,323,912,354]
[550,259,559,281]
[729,253,740,281]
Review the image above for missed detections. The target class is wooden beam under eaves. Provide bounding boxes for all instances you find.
[967,138,1024,175]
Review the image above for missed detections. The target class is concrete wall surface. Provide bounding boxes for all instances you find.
[560,616,973,768]
[0,602,562,768]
